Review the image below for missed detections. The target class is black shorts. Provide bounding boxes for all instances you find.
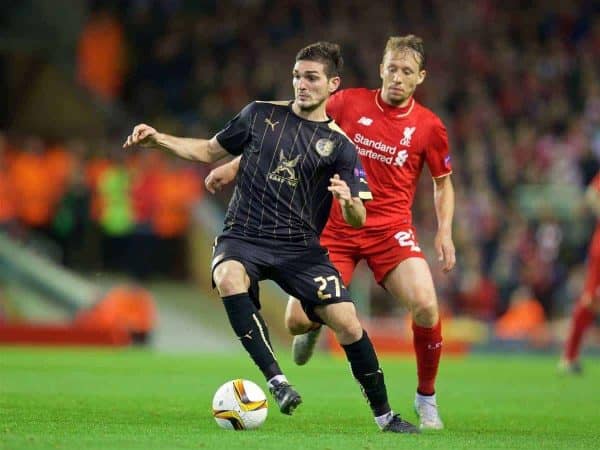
[211,235,353,323]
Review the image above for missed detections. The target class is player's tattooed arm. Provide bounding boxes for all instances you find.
[329,174,366,228]
[205,156,242,194]
[433,174,456,273]
[123,123,229,163]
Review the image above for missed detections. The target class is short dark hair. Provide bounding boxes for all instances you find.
[295,41,343,78]
[384,35,426,70]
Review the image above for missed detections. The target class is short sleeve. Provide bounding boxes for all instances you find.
[335,140,372,201]
[326,90,346,122]
[215,102,255,156]
[425,117,452,178]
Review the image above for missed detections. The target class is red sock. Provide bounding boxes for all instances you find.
[564,301,595,362]
[412,320,442,396]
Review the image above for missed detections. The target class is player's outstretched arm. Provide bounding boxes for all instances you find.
[329,174,366,228]
[433,175,456,273]
[205,156,242,194]
[123,123,229,164]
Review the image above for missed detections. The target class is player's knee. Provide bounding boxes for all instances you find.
[412,296,439,327]
[285,314,313,335]
[333,318,363,346]
[213,262,248,296]
[284,297,313,335]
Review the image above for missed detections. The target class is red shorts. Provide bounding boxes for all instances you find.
[320,225,425,286]
[584,228,600,299]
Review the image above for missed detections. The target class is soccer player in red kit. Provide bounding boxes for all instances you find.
[560,171,600,374]
[206,35,455,429]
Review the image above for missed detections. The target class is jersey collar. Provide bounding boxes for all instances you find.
[375,90,415,118]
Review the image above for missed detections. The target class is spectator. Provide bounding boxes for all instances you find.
[77,9,126,100]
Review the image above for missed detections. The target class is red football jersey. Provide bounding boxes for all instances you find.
[324,88,452,231]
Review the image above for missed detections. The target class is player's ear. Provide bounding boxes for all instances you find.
[417,69,426,85]
[328,76,341,94]
[379,63,384,80]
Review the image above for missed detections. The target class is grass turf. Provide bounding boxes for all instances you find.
[1,348,598,449]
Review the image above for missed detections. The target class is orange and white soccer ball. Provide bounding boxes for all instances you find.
[212,379,268,430]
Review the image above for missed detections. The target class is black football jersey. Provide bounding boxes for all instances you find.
[216,100,371,245]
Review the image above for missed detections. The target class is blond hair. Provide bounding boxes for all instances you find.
[383,35,425,69]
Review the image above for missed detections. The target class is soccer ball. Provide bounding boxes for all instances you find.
[212,379,268,430]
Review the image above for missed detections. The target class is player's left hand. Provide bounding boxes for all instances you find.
[434,230,455,273]
[328,174,351,205]
[205,163,237,194]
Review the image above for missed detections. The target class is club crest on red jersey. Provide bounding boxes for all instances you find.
[400,127,416,146]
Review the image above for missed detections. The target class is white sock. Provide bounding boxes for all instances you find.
[416,392,437,404]
[374,410,395,429]
[267,375,288,389]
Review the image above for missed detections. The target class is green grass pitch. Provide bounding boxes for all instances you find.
[1,348,598,449]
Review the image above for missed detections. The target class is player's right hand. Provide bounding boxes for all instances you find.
[205,163,237,194]
[123,124,159,149]
[328,174,352,205]
[434,230,456,273]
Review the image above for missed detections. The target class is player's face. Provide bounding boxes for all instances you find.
[379,49,426,107]
[292,60,340,112]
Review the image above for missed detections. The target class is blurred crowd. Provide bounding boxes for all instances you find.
[5,0,600,327]
[0,133,204,279]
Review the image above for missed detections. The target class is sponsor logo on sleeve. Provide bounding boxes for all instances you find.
[444,155,452,169]
[354,167,367,178]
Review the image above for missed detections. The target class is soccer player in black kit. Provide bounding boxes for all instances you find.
[124,42,418,433]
